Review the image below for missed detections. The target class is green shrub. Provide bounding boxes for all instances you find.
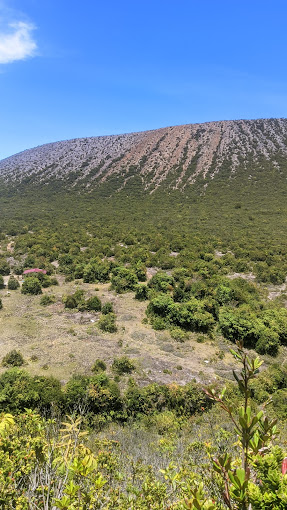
[2,350,25,367]
[111,267,138,293]
[0,275,4,289]
[135,284,149,301]
[170,327,188,342]
[41,275,53,288]
[85,295,102,311]
[147,294,215,333]
[150,316,167,330]
[40,294,55,306]
[91,359,107,373]
[0,369,63,412]
[133,262,147,282]
[63,290,85,309]
[112,356,135,375]
[148,271,175,292]
[255,328,280,356]
[7,276,20,290]
[218,306,259,347]
[83,261,110,283]
[21,277,42,295]
[261,308,287,345]
[88,373,122,416]
[0,298,2,310]
[147,293,174,317]
[102,302,114,314]
[64,295,77,309]
[271,389,287,418]
[98,313,117,332]
[0,258,10,275]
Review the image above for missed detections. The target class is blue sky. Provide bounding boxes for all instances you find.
[0,0,287,159]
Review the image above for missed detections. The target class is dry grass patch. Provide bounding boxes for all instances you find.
[0,277,236,384]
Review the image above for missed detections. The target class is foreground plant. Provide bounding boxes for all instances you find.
[0,343,286,509]
[188,341,286,510]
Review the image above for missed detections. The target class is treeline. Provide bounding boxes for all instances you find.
[1,358,287,426]
[0,367,210,424]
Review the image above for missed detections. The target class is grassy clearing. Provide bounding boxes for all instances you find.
[0,277,236,384]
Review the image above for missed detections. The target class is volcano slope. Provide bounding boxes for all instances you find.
[0,117,287,244]
[0,118,287,382]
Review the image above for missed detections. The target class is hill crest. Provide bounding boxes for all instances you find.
[1,118,287,192]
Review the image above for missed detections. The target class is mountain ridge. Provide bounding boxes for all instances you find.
[1,118,287,193]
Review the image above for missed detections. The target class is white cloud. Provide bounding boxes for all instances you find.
[0,21,37,64]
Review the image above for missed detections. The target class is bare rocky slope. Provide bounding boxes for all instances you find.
[1,118,287,193]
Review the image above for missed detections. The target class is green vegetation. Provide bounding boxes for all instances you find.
[0,365,208,419]
[91,359,107,373]
[85,295,102,311]
[98,312,117,332]
[2,350,25,367]
[1,148,287,506]
[102,301,114,314]
[7,276,20,290]
[112,356,135,375]
[111,266,138,293]
[0,346,286,508]
[21,277,42,295]
[40,294,56,305]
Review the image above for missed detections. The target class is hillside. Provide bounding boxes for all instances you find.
[1,119,287,508]
[1,118,287,193]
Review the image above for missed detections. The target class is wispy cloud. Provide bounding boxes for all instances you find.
[0,20,37,64]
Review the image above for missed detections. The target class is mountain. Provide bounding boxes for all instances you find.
[1,118,287,194]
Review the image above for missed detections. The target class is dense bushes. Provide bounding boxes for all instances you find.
[63,290,102,311]
[0,367,209,420]
[0,368,63,412]
[144,270,287,355]
[218,306,287,355]
[111,266,138,293]
[40,294,56,305]
[0,348,286,509]
[0,258,10,275]
[83,260,110,283]
[102,302,114,314]
[91,359,107,373]
[135,283,149,300]
[148,271,175,292]
[147,294,215,333]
